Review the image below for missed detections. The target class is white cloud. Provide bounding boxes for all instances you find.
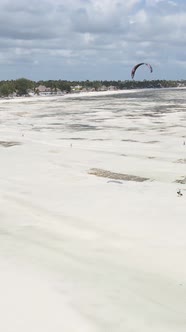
[0,0,184,80]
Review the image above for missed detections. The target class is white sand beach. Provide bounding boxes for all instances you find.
[0,89,186,332]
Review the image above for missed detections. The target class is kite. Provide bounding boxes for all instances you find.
[131,63,153,79]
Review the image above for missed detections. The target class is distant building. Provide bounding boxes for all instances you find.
[108,85,117,90]
[36,85,52,95]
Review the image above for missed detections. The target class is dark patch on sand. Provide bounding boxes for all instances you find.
[174,159,186,164]
[89,168,149,182]
[32,128,41,131]
[175,176,186,184]
[144,140,159,144]
[90,138,111,141]
[125,127,140,131]
[68,124,100,131]
[60,137,86,140]
[142,113,160,118]
[159,128,167,132]
[0,141,21,147]
[34,113,56,118]
[121,139,139,143]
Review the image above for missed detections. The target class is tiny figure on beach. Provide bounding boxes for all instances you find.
[177,189,183,197]
[183,141,185,146]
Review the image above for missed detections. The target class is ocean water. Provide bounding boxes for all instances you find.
[2,88,186,134]
[33,88,186,137]
[19,88,186,140]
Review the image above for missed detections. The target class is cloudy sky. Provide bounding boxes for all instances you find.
[0,0,185,81]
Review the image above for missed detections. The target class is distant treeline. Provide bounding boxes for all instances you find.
[0,78,185,97]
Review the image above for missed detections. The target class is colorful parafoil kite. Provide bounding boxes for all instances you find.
[131,63,153,79]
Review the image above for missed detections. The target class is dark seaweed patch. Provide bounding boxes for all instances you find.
[60,137,86,140]
[89,168,149,182]
[68,124,100,131]
[121,139,139,142]
[0,141,21,147]
[175,177,186,184]
[174,159,186,164]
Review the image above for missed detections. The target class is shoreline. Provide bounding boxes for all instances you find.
[1,86,186,104]
[0,89,133,103]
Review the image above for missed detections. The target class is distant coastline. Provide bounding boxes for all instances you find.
[0,78,186,99]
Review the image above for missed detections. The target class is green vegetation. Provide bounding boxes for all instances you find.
[0,78,185,97]
[15,78,34,96]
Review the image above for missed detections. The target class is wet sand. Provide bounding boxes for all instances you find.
[0,89,186,332]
